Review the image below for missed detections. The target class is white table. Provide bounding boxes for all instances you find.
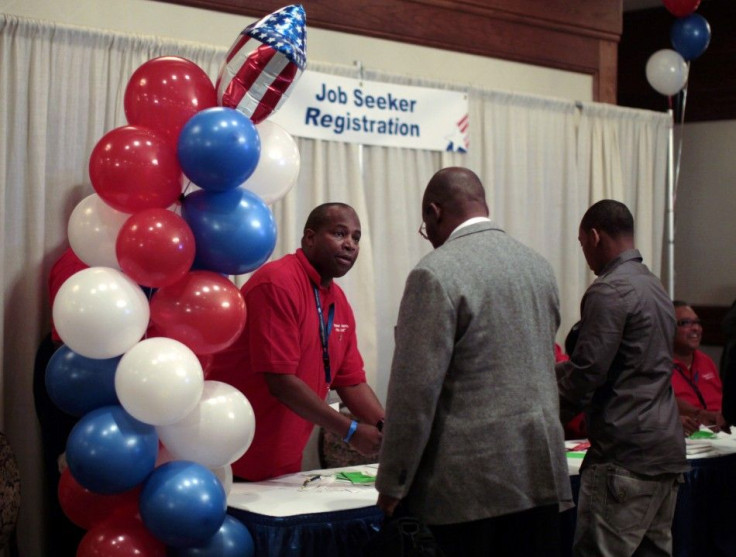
[228,463,380,517]
[227,431,736,557]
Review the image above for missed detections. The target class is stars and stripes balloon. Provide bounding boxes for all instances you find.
[216,4,307,124]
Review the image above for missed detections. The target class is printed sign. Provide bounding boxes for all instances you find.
[270,70,469,152]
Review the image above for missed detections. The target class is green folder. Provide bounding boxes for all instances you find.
[335,471,376,484]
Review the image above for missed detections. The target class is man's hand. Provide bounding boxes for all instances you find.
[698,409,731,433]
[681,415,699,436]
[347,423,382,456]
[715,412,731,434]
[377,493,401,517]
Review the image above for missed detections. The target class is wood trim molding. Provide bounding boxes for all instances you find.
[406,0,620,41]
[153,0,621,103]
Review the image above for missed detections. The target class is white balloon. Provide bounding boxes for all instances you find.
[116,337,204,426]
[156,380,255,469]
[242,120,300,204]
[645,49,689,97]
[67,193,129,269]
[52,267,150,359]
[211,464,233,497]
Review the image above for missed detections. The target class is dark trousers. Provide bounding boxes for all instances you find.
[429,504,561,557]
[33,333,85,556]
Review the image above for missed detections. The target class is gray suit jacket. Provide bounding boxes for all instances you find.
[376,221,572,525]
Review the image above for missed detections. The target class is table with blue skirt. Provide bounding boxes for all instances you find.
[227,464,383,557]
[227,435,736,556]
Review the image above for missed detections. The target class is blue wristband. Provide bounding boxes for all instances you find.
[343,420,358,443]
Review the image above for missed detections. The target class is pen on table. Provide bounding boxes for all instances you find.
[302,474,321,487]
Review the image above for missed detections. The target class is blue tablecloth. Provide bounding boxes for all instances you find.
[672,451,736,556]
[229,505,383,557]
[561,451,736,557]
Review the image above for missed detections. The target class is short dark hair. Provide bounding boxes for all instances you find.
[304,203,353,233]
[673,300,688,308]
[580,199,634,238]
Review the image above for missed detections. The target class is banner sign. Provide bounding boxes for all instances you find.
[270,70,469,152]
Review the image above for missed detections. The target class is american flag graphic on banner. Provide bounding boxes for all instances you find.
[217,4,307,124]
[446,113,469,152]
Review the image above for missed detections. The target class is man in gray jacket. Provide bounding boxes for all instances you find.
[557,199,688,556]
[376,167,572,556]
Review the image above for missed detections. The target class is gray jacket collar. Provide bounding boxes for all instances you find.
[447,220,504,242]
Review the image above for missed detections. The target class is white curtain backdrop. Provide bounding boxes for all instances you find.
[0,15,670,556]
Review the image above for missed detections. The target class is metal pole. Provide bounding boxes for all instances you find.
[666,108,675,299]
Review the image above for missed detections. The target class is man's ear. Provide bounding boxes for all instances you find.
[428,202,442,223]
[303,228,315,248]
[590,228,601,246]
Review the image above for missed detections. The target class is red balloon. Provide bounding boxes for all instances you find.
[662,0,701,17]
[76,514,166,557]
[89,125,182,213]
[116,208,196,288]
[58,468,141,530]
[124,56,217,148]
[150,271,246,355]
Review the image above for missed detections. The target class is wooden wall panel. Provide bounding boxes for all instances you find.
[152,0,622,103]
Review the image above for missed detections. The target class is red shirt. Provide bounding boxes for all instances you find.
[208,249,366,480]
[672,350,723,411]
[556,344,587,439]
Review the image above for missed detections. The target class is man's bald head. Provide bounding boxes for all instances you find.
[421,167,489,248]
[424,167,488,218]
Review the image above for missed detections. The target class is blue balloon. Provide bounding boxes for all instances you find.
[182,188,277,275]
[140,461,227,547]
[671,14,711,61]
[167,515,255,557]
[45,345,120,416]
[66,405,158,494]
[178,107,261,192]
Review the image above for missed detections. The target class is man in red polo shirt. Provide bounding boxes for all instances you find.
[209,203,385,481]
[671,300,728,434]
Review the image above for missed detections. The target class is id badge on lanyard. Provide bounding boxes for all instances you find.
[312,284,335,384]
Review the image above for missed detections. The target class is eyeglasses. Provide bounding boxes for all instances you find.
[677,319,702,328]
[418,222,428,240]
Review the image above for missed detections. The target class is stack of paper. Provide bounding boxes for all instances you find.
[685,439,715,457]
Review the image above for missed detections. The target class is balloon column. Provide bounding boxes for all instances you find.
[645,0,711,100]
[644,0,712,201]
[47,4,307,554]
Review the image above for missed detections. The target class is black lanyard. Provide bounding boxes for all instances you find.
[675,362,707,409]
[312,284,335,383]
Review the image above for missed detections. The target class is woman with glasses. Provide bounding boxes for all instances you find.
[671,300,729,435]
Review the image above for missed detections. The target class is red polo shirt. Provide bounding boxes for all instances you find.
[556,344,587,439]
[672,349,723,411]
[208,249,366,480]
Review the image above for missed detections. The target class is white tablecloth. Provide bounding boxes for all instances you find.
[228,430,736,518]
[228,464,380,517]
[564,428,736,475]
